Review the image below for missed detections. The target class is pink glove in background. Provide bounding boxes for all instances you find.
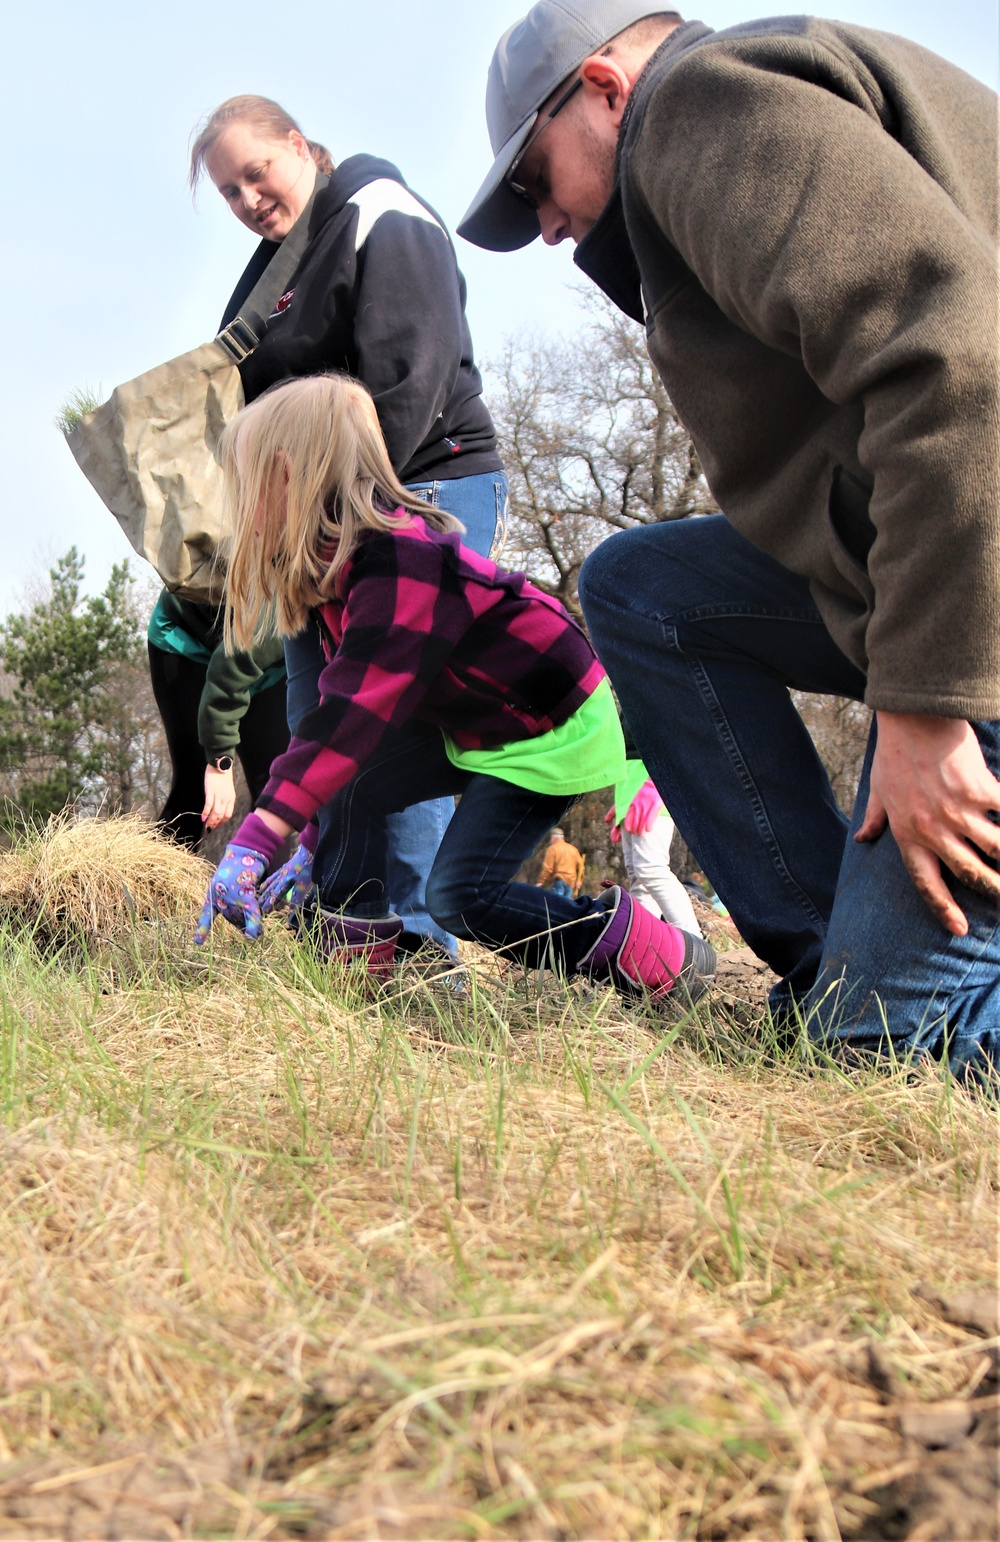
[603,805,622,844]
[624,779,664,835]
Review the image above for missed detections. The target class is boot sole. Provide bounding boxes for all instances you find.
[676,933,717,1004]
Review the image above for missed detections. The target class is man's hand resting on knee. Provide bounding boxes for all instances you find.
[856,713,1000,936]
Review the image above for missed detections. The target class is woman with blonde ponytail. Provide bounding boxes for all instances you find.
[194,376,716,1008]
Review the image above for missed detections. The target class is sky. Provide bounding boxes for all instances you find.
[2,0,996,613]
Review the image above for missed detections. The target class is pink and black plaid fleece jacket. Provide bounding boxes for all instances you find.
[256,514,606,832]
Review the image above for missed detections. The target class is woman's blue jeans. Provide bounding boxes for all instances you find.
[305,717,608,971]
[284,470,509,957]
[578,516,999,1079]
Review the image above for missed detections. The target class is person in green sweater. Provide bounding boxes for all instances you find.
[147,589,290,850]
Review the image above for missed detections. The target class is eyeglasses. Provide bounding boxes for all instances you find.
[506,75,584,210]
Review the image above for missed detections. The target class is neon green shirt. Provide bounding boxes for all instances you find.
[443,676,626,795]
[614,759,652,825]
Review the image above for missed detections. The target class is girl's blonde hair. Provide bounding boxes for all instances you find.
[220,375,463,650]
[189,95,334,190]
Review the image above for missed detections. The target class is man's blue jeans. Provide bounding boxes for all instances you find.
[284,469,509,957]
[548,878,573,900]
[579,516,999,1079]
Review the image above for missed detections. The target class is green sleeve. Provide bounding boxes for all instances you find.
[197,638,285,760]
[613,760,649,826]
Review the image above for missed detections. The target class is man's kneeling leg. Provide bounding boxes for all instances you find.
[806,719,1000,1081]
[579,516,865,1004]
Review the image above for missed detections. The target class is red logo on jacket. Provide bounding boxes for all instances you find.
[269,290,295,318]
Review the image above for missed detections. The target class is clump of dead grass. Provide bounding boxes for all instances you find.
[0,814,208,948]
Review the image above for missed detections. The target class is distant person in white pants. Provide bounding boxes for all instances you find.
[607,760,703,937]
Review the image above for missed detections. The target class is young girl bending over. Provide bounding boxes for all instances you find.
[194,375,716,1005]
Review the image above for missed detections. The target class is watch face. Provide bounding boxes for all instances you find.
[214,756,235,773]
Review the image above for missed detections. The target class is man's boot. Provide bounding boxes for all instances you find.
[579,886,716,1004]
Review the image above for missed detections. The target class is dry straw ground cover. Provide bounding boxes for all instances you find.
[0,818,996,1540]
[0,815,207,947]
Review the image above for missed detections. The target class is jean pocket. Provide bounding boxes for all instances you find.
[408,480,441,509]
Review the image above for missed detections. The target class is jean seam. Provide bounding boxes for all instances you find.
[318,771,371,913]
[936,911,1000,1028]
[408,481,441,507]
[680,638,828,929]
[489,475,509,563]
[662,604,832,629]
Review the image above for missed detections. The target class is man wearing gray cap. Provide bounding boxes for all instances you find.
[459,3,999,1077]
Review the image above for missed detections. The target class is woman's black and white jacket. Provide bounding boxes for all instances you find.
[220,154,501,484]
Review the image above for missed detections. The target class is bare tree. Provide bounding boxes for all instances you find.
[487,289,716,615]
[488,291,872,839]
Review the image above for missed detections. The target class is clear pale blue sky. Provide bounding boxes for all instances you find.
[2,0,995,611]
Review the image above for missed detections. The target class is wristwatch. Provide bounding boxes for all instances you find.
[211,755,235,773]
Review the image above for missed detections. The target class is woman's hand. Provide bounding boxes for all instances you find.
[856,712,1000,935]
[203,764,237,830]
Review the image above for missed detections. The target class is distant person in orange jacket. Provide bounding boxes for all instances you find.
[537,827,585,899]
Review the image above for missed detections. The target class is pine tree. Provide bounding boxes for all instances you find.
[0,550,150,826]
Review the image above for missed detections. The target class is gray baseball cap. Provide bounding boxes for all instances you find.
[458,0,677,251]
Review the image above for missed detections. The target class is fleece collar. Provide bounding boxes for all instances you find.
[573,19,714,323]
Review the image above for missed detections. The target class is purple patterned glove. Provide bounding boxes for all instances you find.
[194,845,268,943]
[259,843,314,914]
[258,820,317,915]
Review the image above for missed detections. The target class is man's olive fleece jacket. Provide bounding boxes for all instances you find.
[577,17,999,718]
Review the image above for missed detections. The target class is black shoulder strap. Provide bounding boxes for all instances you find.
[215,172,329,362]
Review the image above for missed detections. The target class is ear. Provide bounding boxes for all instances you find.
[287,128,310,161]
[579,53,633,123]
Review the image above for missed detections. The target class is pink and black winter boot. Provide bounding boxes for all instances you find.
[580,887,716,1005]
[307,909,403,982]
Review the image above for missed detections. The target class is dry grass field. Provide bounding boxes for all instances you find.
[0,818,996,1541]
